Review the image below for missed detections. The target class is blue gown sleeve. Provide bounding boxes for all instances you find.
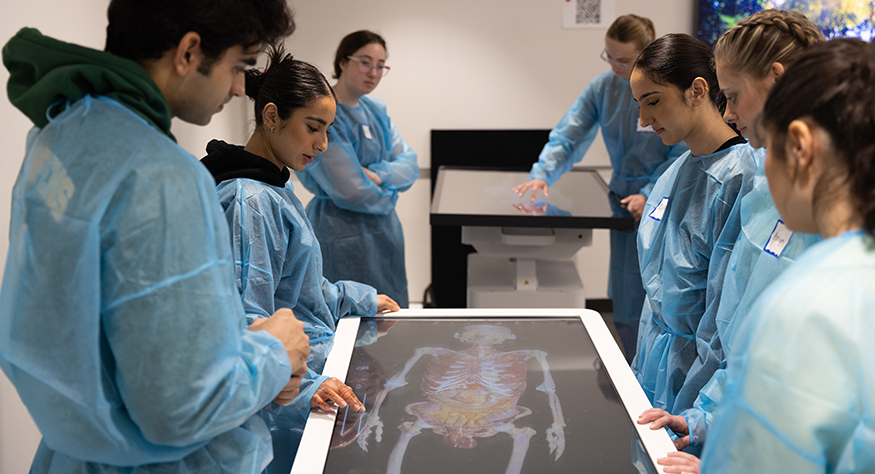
[530,84,600,186]
[263,369,330,422]
[680,367,728,447]
[321,278,378,321]
[102,165,292,447]
[304,122,399,215]
[701,279,864,473]
[367,122,418,192]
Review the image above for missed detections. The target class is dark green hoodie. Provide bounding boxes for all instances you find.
[3,27,174,140]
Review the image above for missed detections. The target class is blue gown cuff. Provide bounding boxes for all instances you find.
[682,408,707,447]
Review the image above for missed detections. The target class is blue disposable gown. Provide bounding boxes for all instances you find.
[680,149,820,446]
[700,231,875,473]
[295,96,418,307]
[210,146,378,472]
[529,71,688,346]
[632,140,757,414]
[0,96,291,473]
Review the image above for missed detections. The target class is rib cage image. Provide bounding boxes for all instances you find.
[357,324,566,474]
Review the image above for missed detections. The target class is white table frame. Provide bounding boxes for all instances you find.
[291,308,675,474]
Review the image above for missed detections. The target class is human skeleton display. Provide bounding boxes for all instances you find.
[357,324,566,474]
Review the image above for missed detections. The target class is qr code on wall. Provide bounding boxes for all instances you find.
[575,0,601,25]
[562,0,612,29]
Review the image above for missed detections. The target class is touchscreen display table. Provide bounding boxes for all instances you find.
[429,168,636,307]
[291,309,674,474]
[430,167,634,230]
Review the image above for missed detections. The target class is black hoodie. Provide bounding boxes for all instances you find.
[201,139,290,187]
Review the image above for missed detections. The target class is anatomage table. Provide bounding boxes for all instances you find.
[291,309,676,474]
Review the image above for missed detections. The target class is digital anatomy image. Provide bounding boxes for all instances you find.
[357,324,565,474]
[322,318,641,474]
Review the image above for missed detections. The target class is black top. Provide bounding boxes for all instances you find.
[713,135,748,154]
[201,139,289,187]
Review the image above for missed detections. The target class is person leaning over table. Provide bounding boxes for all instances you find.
[513,14,689,363]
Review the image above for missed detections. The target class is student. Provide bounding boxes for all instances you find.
[696,37,875,473]
[629,33,758,416]
[0,1,308,473]
[637,10,824,460]
[295,30,418,308]
[513,14,688,362]
[201,46,399,474]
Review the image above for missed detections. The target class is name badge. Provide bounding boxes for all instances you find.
[362,124,373,140]
[648,197,669,221]
[637,117,655,133]
[764,219,793,257]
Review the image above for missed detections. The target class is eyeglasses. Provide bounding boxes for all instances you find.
[600,50,634,71]
[346,56,391,77]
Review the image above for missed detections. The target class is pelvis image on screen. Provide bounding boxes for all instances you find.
[356,324,565,474]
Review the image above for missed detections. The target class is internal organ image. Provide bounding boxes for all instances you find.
[358,325,566,474]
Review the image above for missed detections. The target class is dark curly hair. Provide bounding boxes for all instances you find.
[762,38,875,237]
[105,0,295,73]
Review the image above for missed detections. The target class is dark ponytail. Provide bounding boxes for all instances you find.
[632,33,724,113]
[245,43,336,127]
[762,38,875,237]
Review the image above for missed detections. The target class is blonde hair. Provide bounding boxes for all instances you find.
[714,9,824,78]
[606,14,656,51]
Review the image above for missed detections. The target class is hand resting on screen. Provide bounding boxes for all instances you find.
[512,178,548,203]
[312,377,365,412]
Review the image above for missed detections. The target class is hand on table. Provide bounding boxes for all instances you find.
[638,407,690,449]
[658,451,700,474]
[377,294,400,313]
[620,193,647,221]
[311,377,365,412]
[512,178,548,204]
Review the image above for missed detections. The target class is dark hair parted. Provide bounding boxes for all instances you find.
[633,33,724,113]
[105,0,295,73]
[762,38,875,237]
[245,44,336,127]
[607,14,656,51]
[333,30,387,79]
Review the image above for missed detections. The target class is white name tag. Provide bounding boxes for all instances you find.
[637,117,655,133]
[649,197,669,221]
[764,219,793,257]
[362,124,373,140]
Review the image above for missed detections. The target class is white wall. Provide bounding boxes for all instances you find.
[285,0,693,306]
[0,0,692,470]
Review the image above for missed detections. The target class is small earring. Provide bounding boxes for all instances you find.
[270,126,274,133]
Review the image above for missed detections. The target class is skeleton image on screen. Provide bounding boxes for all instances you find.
[357,324,566,474]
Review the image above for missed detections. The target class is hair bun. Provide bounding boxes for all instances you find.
[244,68,265,100]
